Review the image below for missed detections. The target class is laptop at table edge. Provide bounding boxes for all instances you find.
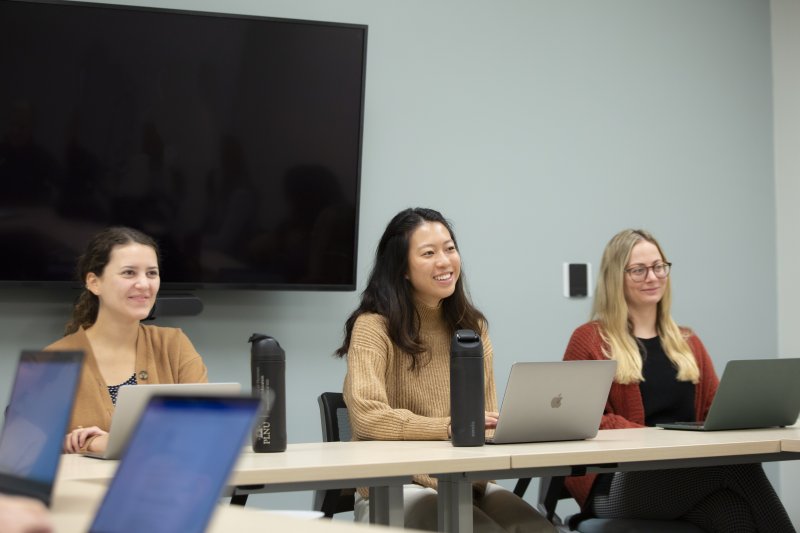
[486,359,616,444]
[658,358,800,431]
[87,393,260,533]
[0,350,84,505]
[83,382,241,459]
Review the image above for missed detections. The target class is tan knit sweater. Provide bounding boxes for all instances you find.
[343,302,497,494]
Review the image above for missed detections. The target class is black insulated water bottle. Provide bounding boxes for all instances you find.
[250,334,287,452]
[450,329,485,447]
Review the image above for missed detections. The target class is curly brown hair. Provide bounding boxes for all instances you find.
[64,227,160,335]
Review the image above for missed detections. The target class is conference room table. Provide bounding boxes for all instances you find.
[433,426,800,532]
[782,437,800,452]
[57,441,511,528]
[50,479,403,533]
[56,426,800,533]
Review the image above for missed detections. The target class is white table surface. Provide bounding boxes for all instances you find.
[51,480,406,533]
[55,428,800,533]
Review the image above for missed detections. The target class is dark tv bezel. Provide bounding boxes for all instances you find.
[1,0,367,292]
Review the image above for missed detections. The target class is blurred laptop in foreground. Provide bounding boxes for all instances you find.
[0,350,84,505]
[88,394,260,533]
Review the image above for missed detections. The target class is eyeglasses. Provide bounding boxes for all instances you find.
[624,262,671,282]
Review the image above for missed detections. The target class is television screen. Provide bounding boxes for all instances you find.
[0,0,366,290]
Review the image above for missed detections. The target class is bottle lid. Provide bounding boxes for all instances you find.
[249,333,285,360]
[450,329,483,358]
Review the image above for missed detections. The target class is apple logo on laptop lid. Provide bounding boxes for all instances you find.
[550,394,563,408]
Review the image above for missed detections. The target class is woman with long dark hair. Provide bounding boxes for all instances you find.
[336,208,553,532]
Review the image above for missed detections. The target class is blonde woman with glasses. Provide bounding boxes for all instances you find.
[562,229,794,532]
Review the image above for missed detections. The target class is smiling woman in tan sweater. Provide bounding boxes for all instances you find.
[336,207,553,533]
[46,227,207,454]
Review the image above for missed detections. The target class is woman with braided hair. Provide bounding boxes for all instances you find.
[47,226,207,454]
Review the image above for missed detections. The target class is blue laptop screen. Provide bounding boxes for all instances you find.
[89,395,259,533]
[0,351,84,486]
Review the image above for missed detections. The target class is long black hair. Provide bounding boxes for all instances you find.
[335,207,486,370]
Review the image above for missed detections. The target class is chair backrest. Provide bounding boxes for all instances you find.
[318,392,352,443]
[313,392,355,518]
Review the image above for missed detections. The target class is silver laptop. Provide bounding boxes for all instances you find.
[658,358,800,431]
[486,360,616,444]
[84,382,241,459]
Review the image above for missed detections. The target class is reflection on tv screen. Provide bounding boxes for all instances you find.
[0,1,365,290]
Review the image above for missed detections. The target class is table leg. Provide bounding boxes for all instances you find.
[229,492,249,506]
[437,475,472,533]
[369,485,404,527]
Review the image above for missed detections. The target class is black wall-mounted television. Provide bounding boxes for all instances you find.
[0,0,366,290]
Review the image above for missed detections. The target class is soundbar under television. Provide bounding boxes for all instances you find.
[0,0,366,290]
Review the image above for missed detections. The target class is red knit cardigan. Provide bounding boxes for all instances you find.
[562,321,719,510]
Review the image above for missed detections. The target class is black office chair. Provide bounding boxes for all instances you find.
[514,475,704,532]
[312,392,356,518]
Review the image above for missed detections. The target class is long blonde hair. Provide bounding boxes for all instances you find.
[592,229,699,384]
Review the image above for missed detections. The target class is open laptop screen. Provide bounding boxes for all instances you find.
[0,350,84,504]
[89,395,259,533]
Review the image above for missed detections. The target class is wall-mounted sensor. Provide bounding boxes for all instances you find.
[563,263,591,298]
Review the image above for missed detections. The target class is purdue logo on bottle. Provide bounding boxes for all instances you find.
[450,329,485,447]
[250,334,287,453]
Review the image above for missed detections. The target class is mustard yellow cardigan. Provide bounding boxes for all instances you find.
[46,324,208,433]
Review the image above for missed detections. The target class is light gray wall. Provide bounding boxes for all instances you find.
[0,0,784,518]
[773,0,800,527]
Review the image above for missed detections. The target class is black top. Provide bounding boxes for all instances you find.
[638,337,695,426]
[107,374,137,406]
[588,337,698,505]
